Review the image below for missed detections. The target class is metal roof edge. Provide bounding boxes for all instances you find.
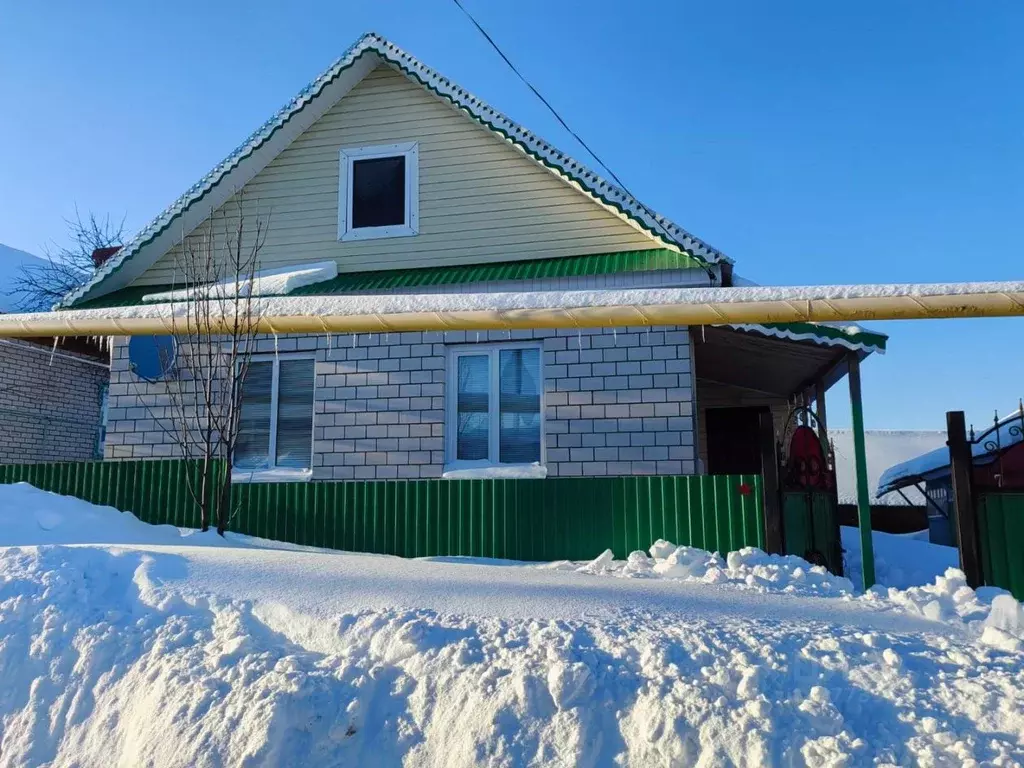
[721,321,888,354]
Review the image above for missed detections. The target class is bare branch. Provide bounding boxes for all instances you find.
[129,192,266,534]
[12,209,126,311]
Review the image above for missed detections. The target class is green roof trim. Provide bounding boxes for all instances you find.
[74,248,704,309]
[726,321,887,354]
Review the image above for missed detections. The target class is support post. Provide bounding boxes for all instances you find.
[759,410,784,555]
[815,379,828,447]
[847,353,875,589]
[947,411,982,588]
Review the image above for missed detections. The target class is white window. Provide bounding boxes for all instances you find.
[235,354,315,479]
[337,142,419,241]
[446,343,544,469]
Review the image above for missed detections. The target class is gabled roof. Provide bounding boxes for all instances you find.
[62,32,728,308]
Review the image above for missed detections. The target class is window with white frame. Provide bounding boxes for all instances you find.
[446,343,543,468]
[235,355,315,474]
[337,142,419,241]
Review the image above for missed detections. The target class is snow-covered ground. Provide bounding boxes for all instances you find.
[1,483,1022,767]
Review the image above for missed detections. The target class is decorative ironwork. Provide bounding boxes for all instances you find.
[968,399,1024,489]
[779,406,835,492]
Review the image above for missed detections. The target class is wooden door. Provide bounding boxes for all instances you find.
[705,406,769,475]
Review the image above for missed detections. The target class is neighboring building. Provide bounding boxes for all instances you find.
[0,245,110,463]
[0,337,109,464]
[60,33,886,484]
[878,408,1024,545]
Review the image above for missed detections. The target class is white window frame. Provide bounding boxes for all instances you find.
[337,141,419,242]
[445,342,545,471]
[233,352,316,483]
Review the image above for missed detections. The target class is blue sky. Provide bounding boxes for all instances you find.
[1,1,1022,431]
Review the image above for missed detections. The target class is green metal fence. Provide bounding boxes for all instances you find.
[1,459,765,561]
[977,492,1024,600]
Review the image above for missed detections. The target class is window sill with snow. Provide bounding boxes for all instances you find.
[441,464,548,480]
[232,468,314,484]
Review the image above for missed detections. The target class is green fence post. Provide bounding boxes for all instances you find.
[847,353,875,590]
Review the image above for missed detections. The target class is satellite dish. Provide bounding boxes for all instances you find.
[128,335,177,381]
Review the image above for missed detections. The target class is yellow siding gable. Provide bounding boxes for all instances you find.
[138,64,661,286]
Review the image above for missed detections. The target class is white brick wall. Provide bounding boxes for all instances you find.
[0,340,108,464]
[106,325,697,477]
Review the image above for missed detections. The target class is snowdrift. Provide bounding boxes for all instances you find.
[1,483,1022,767]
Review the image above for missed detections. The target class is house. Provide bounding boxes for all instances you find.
[0,335,109,464]
[878,407,1024,545]
[0,244,110,464]
[59,33,885,486]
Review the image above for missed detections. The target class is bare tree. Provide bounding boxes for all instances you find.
[147,200,267,534]
[14,210,125,311]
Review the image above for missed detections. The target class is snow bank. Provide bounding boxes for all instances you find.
[0,482,212,547]
[543,541,856,598]
[1,485,1023,766]
[842,525,959,590]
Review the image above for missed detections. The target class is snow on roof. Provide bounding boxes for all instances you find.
[877,408,1024,495]
[722,274,887,353]
[830,430,948,506]
[62,32,726,308]
[141,261,338,303]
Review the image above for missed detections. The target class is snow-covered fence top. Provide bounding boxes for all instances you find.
[2,280,1024,337]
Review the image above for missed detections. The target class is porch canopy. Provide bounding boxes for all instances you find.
[692,322,885,475]
[697,322,884,401]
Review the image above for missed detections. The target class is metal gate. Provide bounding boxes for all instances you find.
[948,407,1024,599]
[778,407,843,575]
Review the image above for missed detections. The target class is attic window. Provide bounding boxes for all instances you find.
[338,142,419,241]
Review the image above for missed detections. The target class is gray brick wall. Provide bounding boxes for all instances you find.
[106,325,696,477]
[0,340,109,464]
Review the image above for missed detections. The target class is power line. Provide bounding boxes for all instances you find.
[449,1,719,283]
[450,0,637,198]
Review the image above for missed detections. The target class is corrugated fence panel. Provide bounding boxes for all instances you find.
[0,459,765,562]
[978,492,1024,600]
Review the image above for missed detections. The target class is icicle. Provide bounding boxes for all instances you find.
[613,327,617,344]
[577,329,582,350]
[352,333,357,348]
[49,337,59,366]
[273,332,279,361]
